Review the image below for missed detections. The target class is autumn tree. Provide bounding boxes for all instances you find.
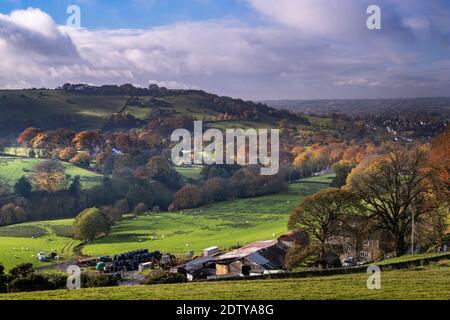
[58,147,77,161]
[69,153,92,168]
[428,128,450,202]
[73,207,110,242]
[72,130,103,151]
[330,160,355,188]
[0,203,27,226]
[146,156,170,179]
[172,185,202,210]
[17,127,41,147]
[288,188,360,257]
[346,147,440,256]
[30,160,67,193]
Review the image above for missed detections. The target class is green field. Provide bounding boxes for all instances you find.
[0,219,77,270]
[0,157,104,189]
[0,89,314,137]
[0,90,128,134]
[0,175,333,270]
[1,265,449,300]
[174,166,203,181]
[82,175,333,257]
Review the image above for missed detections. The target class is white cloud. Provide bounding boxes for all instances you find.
[247,0,368,37]
[0,4,449,99]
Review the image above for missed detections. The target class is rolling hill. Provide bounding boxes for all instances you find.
[0,175,333,271]
[0,157,104,190]
[0,84,308,136]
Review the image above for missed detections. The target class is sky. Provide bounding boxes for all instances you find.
[0,0,449,100]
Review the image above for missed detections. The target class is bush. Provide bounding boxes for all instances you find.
[101,199,130,224]
[8,273,67,293]
[81,273,120,288]
[143,270,187,285]
[285,245,313,269]
[8,263,34,281]
[0,264,7,293]
[8,274,52,292]
[435,260,450,268]
[134,203,148,215]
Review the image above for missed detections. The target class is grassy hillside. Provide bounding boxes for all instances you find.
[174,166,203,182]
[0,88,301,135]
[0,90,128,135]
[0,219,76,270]
[0,157,104,189]
[82,175,333,257]
[1,265,449,300]
[0,175,333,270]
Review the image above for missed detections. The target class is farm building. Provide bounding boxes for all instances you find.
[171,246,222,280]
[214,240,289,276]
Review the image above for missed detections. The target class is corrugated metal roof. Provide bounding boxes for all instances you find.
[215,240,278,261]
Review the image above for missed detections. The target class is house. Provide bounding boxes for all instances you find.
[326,235,381,262]
[214,240,289,276]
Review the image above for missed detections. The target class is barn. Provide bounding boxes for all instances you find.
[214,240,289,276]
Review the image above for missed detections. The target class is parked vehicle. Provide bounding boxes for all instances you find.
[342,258,356,268]
[37,252,47,262]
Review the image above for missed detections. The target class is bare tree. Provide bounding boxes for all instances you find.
[31,160,66,193]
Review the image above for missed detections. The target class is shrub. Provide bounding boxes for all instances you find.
[0,264,7,293]
[435,260,450,268]
[81,273,120,288]
[134,203,148,215]
[8,274,52,292]
[7,273,66,293]
[285,245,314,269]
[8,263,34,282]
[143,270,187,285]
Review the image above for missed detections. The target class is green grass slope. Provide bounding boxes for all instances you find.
[0,88,311,136]
[0,175,333,269]
[0,90,128,135]
[0,219,77,270]
[0,157,104,189]
[82,175,333,257]
[1,265,449,300]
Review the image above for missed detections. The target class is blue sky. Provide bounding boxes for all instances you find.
[0,0,255,28]
[0,0,449,99]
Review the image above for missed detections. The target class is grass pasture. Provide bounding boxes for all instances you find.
[82,175,333,257]
[0,90,128,134]
[0,219,77,271]
[175,166,203,181]
[0,175,333,269]
[0,157,104,189]
[1,265,449,300]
